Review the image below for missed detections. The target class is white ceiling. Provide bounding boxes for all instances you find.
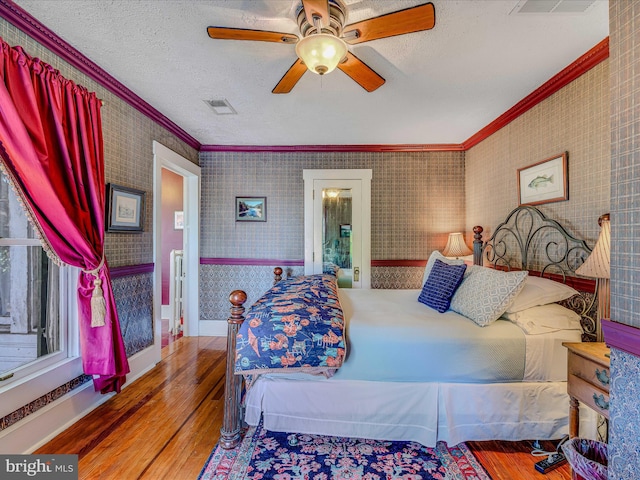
[13,0,609,147]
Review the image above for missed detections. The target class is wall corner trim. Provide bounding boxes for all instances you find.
[602,318,640,358]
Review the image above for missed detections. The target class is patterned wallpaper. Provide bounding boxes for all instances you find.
[199,150,466,318]
[200,265,304,322]
[200,151,466,261]
[465,60,610,248]
[608,1,640,478]
[609,1,640,331]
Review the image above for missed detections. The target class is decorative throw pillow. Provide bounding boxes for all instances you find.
[421,250,466,286]
[450,267,528,326]
[502,303,582,334]
[418,259,467,313]
[505,275,579,313]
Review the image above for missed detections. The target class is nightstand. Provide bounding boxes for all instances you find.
[563,342,610,438]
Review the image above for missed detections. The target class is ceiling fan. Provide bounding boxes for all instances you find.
[207,1,435,94]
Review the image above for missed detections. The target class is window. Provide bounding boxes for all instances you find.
[0,174,79,416]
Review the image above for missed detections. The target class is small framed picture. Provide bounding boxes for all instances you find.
[236,196,266,222]
[517,152,568,206]
[340,224,351,237]
[106,183,145,232]
[174,211,184,230]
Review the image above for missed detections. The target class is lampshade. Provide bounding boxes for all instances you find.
[442,232,472,258]
[295,33,347,75]
[575,213,610,342]
[576,214,610,279]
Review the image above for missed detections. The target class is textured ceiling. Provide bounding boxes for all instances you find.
[13,0,609,147]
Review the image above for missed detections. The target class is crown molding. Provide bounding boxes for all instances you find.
[1,0,607,155]
[463,37,609,150]
[201,37,609,153]
[199,144,465,153]
[0,0,201,150]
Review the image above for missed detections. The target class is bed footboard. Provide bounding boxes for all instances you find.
[220,267,284,449]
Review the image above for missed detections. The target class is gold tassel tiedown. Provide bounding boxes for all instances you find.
[85,257,106,327]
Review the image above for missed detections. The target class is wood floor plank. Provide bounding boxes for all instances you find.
[468,439,571,479]
[35,336,575,479]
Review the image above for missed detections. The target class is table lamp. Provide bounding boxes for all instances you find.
[575,213,610,342]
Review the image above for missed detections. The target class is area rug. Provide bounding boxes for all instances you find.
[199,422,492,479]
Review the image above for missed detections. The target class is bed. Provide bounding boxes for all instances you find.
[219,206,600,449]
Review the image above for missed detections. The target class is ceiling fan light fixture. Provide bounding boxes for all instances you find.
[295,33,347,75]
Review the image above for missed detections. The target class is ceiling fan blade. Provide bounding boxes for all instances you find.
[272,59,307,94]
[343,2,435,45]
[337,52,385,92]
[301,0,330,29]
[207,26,298,44]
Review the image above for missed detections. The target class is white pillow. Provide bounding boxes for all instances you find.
[502,303,582,335]
[422,250,465,286]
[505,275,579,313]
[450,267,528,326]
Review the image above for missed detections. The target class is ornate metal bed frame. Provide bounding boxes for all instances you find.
[219,205,599,449]
[473,205,597,340]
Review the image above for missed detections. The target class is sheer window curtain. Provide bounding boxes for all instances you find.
[0,38,129,393]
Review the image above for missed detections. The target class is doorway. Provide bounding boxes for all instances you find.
[160,168,184,347]
[303,169,372,288]
[153,142,201,361]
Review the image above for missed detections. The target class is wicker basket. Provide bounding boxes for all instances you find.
[561,438,608,480]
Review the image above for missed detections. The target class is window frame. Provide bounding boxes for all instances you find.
[0,263,80,419]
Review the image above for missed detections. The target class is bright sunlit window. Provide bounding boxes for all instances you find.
[0,174,80,418]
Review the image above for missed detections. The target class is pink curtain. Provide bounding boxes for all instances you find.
[0,38,129,393]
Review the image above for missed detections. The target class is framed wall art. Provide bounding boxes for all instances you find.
[236,196,266,222]
[517,152,568,206]
[106,183,146,232]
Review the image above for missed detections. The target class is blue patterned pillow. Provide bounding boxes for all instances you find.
[418,259,467,313]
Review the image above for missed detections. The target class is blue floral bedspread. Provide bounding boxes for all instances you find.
[234,274,346,378]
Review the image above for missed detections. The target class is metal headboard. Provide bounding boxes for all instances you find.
[479,206,597,340]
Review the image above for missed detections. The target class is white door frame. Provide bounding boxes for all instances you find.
[303,169,372,288]
[153,142,201,358]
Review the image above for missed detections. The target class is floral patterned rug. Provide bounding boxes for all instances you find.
[199,422,492,480]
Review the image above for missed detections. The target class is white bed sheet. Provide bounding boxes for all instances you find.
[244,377,596,446]
[336,289,581,382]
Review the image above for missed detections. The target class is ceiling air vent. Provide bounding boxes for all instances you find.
[205,98,237,115]
[510,0,597,14]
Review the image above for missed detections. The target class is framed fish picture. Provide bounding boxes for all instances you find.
[517,152,568,206]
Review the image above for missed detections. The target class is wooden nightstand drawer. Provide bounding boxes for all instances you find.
[568,353,610,392]
[567,373,610,419]
[563,342,611,438]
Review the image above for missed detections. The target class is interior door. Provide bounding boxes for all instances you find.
[303,169,371,289]
[313,180,362,288]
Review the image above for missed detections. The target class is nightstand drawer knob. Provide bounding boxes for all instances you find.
[595,368,609,386]
[593,393,609,411]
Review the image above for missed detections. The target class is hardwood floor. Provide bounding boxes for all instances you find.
[36,337,572,479]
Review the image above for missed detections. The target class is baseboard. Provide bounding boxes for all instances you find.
[0,345,159,453]
[199,319,227,336]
